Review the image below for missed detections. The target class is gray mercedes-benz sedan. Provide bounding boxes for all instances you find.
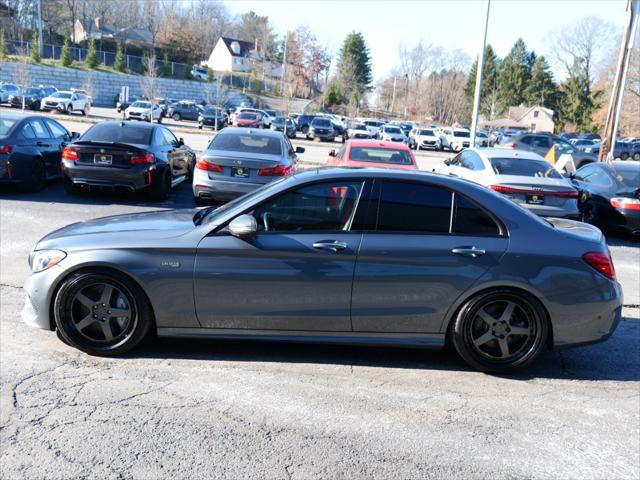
[192,127,304,204]
[23,168,622,373]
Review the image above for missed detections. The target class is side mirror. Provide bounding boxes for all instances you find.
[229,214,258,238]
[328,149,336,157]
[444,158,451,166]
[71,131,80,140]
[178,137,184,146]
[295,146,305,154]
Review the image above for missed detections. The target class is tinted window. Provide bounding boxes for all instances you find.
[30,119,50,139]
[312,119,331,127]
[611,165,640,188]
[21,123,36,139]
[419,130,435,136]
[384,127,402,134]
[453,131,470,138]
[44,119,68,139]
[459,151,484,170]
[253,181,364,232]
[209,133,282,155]
[349,147,413,165]
[489,157,561,179]
[0,118,18,135]
[162,128,178,146]
[452,194,500,236]
[80,123,152,145]
[530,136,550,148]
[376,182,452,233]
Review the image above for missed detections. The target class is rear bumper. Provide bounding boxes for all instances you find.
[514,201,579,219]
[193,172,265,200]
[63,163,155,191]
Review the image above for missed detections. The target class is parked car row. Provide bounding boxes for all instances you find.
[1,82,91,116]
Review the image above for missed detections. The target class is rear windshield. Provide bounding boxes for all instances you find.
[80,123,152,145]
[489,158,562,179]
[0,118,17,136]
[612,166,640,189]
[349,147,413,165]
[453,131,470,138]
[209,133,282,155]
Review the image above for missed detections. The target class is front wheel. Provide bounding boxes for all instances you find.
[633,152,640,160]
[449,290,548,373]
[172,113,181,121]
[54,270,153,356]
[582,200,599,226]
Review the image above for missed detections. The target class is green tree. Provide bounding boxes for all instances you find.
[140,50,148,74]
[161,52,172,77]
[0,29,8,61]
[84,37,98,69]
[324,81,343,107]
[207,67,214,82]
[114,43,125,72]
[464,44,500,115]
[524,56,559,111]
[557,58,601,132]
[60,38,73,67]
[30,30,41,63]
[499,38,535,108]
[336,32,372,107]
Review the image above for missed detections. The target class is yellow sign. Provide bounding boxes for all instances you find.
[545,145,557,164]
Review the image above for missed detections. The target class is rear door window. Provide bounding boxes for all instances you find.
[452,194,500,236]
[30,119,50,139]
[21,123,37,140]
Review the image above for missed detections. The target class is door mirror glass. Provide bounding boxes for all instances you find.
[229,214,258,238]
[295,146,305,154]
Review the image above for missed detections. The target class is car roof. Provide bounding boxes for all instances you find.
[474,147,545,161]
[348,139,410,150]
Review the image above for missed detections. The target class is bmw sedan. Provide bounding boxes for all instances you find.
[23,168,622,373]
[61,121,195,200]
[192,127,304,204]
[0,113,79,192]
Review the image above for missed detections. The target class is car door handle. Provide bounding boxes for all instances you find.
[36,141,46,146]
[313,241,348,252]
[451,246,486,257]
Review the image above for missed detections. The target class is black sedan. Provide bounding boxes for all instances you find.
[0,113,79,192]
[571,161,640,236]
[198,107,228,130]
[61,121,196,200]
[9,86,57,110]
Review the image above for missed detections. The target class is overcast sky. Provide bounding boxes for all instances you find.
[225,0,629,80]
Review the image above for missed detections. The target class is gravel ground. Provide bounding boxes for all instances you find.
[1,179,639,479]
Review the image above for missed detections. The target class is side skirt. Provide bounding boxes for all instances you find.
[156,328,446,349]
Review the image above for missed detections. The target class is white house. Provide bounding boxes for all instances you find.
[205,37,256,73]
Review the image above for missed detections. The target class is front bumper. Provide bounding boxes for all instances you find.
[22,264,70,330]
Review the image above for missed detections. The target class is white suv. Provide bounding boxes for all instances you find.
[440,127,471,152]
[125,101,163,123]
[41,91,90,115]
[409,127,442,151]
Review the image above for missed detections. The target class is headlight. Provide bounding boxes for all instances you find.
[30,249,66,273]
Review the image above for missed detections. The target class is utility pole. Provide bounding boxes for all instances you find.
[470,0,491,147]
[37,0,43,58]
[600,0,639,161]
[280,31,288,97]
[390,75,397,114]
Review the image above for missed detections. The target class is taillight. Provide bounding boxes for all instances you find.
[582,252,616,281]
[61,146,78,160]
[130,152,154,164]
[0,144,13,154]
[611,197,640,210]
[258,164,293,176]
[195,159,223,172]
[489,185,578,198]
[502,142,517,148]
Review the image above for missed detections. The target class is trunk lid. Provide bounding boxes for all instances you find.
[72,141,148,168]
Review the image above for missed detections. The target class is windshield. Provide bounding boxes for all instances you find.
[552,138,575,154]
[238,112,258,120]
[80,123,152,145]
[489,158,562,178]
[26,88,41,95]
[312,119,331,127]
[197,177,289,226]
[453,131,470,138]
[131,101,150,108]
[203,108,222,115]
[265,110,277,117]
[349,146,413,165]
[612,165,640,189]
[52,92,72,99]
[273,117,285,125]
[208,132,282,155]
[0,118,18,135]
[384,127,402,134]
[419,129,435,136]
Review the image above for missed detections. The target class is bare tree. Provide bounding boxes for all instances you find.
[140,52,159,121]
[13,46,30,111]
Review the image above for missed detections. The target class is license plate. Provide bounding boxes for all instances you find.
[232,167,249,178]
[94,154,112,165]
[526,194,544,205]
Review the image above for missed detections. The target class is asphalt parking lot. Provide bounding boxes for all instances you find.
[0,109,639,479]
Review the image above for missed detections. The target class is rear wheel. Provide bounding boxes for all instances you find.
[54,270,152,356]
[450,290,548,373]
[633,152,640,160]
[620,152,629,160]
[149,168,171,201]
[172,113,181,121]
[22,159,47,193]
[582,200,599,226]
[63,175,82,195]
[194,195,208,206]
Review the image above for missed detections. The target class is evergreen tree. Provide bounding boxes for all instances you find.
[114,43,125,72]
[499,38,534,108]
[0,29,8,61]
[325,81,343,107]
[60,38,73,67]
[558,58,600,132]
[84,37,98,69]
[336,32,372,106]
[464,44,500,115]
[30,30,41,63]
[524,56,559,111]
[161,52,172,77]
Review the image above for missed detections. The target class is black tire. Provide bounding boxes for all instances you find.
[582,200,599,226]
[449,289,548,374]
[172,113,181,121]
[194,195,208,206]
[53,270,153,356]
[301,125,309,135]
[149,168,171,201]
[63,175,82,195]
[198,123,203,129]
[633,152,640,161]
[22,159,47,193]
[620,152,629,160]
[156,117,162,124]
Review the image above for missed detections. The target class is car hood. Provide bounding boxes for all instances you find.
[37,209,198,250]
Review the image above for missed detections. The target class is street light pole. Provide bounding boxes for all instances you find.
[470,0,491,147]
[37,0,43,58]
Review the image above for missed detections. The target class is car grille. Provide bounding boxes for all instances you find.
[462,141,470,147]
[354,133,368,138]
[391,138,403,142]
[45,101,58,107]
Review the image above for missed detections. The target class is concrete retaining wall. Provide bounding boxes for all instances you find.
[0,62,237,107]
